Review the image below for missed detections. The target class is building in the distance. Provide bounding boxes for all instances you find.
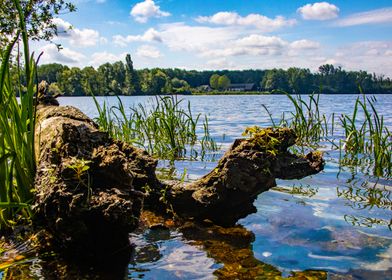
[228,83,256,91]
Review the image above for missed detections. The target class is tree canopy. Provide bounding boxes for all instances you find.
[35,58,392,96]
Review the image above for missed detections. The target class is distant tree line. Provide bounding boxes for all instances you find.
[35,54,392,96]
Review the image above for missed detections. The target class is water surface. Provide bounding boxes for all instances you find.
[5,94,391,279]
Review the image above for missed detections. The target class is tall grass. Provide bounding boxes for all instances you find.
[262,91,391,177]
[93,95,217,160]
[340,95,391,177]
[0,0,38,230]
[268,92,329,146]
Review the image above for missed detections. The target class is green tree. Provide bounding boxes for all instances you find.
[0,0,75,48]
[124,54,141,95]
[171,77,190,94]
[209,74,220,89]
[218,75,231,90]
[38,63,65,84]
[81,66,104,96]
[58,67,84,96]
[261,69,289,92]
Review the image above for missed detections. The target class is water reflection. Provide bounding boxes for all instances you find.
[129,211,328,280]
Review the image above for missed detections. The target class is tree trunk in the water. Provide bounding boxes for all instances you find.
[33,104,323,257]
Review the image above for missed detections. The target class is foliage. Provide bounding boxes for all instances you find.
[0,0,42,230]
[209,74,220,90]
[217,75,231,90]
[93,95,218,161]
[35,61,392,96]
[0,0,75,48]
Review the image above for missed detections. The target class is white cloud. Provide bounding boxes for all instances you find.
[196,11,296,31]
[136,45,162,58]
[90,51,126,67]
[158,22,242,53]
[52,18,106,47]
[113,28,162,47]
[40,44,86,64]
[290,39,321,49]
[335,8,392,27]
[297,2,339,20]
[236,34,287,48]
[327,41,392,76]
[130,0,170,23]
[206,58,235,69]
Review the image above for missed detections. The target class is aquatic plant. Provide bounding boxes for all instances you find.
[93,95,217,161]
[339,95,391,177]
[263,91,391,178]
[275,92,328,146]
[0,0,39,230]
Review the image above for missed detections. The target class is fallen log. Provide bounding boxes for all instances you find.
[33,100,323,256]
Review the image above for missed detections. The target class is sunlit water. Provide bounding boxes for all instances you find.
[3,94,391,279]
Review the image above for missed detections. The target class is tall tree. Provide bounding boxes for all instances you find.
[125,54,140,95]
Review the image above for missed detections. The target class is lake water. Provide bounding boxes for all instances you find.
[4,94,392,279]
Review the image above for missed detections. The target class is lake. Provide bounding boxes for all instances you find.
[5,94,392,279]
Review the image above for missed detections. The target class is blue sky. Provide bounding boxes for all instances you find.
[33,0,392,76]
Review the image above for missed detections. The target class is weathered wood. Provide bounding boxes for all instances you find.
[33,103,323,256]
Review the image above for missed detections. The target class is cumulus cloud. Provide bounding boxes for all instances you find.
[196,11,296,31]
[297,2,339,20]
[113,28,162,47]
[40,44,85,64]
[335,8,392,26]
[52,18,106,47]
[290,39,321,49]
[201,34,288,57]
[206,58,235,69]
[90,51,127,67]
[158,22,242,52]
[130,0,170,23]
[136,45,162,58]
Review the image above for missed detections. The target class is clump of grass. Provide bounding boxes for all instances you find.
[94,95,217,161]
[263,91,391,178]
[0,0,38,230]
[339,95,391,177]
[266,92,329,146]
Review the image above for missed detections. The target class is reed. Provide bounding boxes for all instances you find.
[262,91,391,177]
[93,95,217,161]
[340,95,391,177]
[262,92,329,148]
[0,0,38,230]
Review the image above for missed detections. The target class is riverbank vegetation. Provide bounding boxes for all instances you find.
[35,57,392,96]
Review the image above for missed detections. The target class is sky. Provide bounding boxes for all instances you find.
[32,0,392,77]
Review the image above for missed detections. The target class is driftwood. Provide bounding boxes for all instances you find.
[33,102,323,256]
